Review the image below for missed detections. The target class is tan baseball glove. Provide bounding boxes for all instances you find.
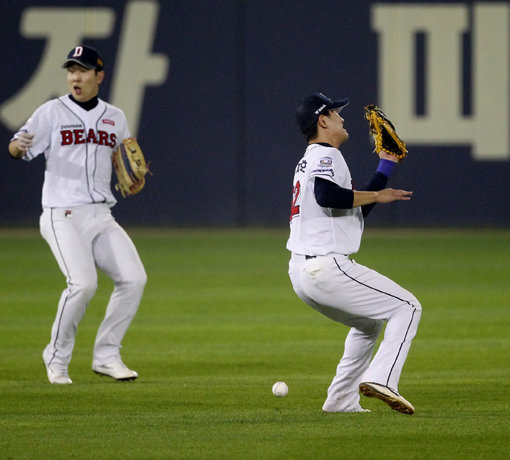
[112,138,149,197]
[364,104,408,162]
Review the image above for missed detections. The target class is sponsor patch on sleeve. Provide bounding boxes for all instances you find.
[310,156,335,178]
[319,157,333,167]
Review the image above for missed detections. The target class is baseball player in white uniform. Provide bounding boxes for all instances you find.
[288,92,422,414]
[8,45,147,384]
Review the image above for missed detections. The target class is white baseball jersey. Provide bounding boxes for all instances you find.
[13,95,129,208]
[287,143,364,256]
[287,143,422,412]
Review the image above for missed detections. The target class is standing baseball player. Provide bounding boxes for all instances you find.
[287,92,422,414]
[8,45,147,384]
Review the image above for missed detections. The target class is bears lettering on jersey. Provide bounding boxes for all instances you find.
[60,128,117,148]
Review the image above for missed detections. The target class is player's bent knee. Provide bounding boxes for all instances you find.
[412,298,422,313]
[117,272,147,292]
[70,279,98,301]
[133,270,147,289]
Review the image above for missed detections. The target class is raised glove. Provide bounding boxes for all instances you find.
[112,138,149,198]
[364,104,408,162]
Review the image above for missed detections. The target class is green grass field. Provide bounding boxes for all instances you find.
[1,228,509,459]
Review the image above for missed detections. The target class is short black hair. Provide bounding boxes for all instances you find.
[304,124,318,142]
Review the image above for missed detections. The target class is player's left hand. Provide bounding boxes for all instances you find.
[365,104,408,162]
[378,151,399,162]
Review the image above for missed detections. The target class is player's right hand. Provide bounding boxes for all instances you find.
[377,188,413,203]
[17,132,35,152]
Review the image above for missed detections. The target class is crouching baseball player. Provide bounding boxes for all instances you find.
[8,45,147,384]
[287,92,422,414]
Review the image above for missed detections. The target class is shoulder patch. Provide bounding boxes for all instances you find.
[319,157,333,167]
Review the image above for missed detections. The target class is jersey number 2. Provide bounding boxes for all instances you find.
[289,181,301,222]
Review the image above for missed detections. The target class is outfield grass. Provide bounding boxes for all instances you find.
[1,228,509,459]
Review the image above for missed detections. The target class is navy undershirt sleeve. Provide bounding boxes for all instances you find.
[313,159,395,217]
[360,171,388,192]
[314,177,354,209]
[359,171,389,217]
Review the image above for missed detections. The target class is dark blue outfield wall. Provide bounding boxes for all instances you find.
[1,0,509,227]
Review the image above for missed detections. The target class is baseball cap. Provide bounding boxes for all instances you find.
[63,45,104,71]
[295,92,349,133]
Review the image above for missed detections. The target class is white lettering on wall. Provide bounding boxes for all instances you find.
[0,8,114,129]
[110,1,169,135]
[372,3,509,160]
[0,0,170,137]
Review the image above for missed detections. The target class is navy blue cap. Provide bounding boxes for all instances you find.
[296,92,349,133]
[63,45,104,71]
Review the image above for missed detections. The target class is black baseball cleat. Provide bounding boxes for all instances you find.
[359,382,415,414]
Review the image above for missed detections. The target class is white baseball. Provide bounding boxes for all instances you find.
[272,381,288,397]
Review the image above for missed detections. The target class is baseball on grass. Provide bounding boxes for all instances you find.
[272,381,288,397]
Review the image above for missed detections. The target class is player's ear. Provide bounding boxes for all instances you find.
[318,114,328,129]
[96,70,105,85]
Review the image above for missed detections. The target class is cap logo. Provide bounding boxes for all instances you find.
[314,104,327,114]
[72,46,84,58]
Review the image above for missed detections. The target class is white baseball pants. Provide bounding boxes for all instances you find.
[40,203,147,369]
[288,253,421,412]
